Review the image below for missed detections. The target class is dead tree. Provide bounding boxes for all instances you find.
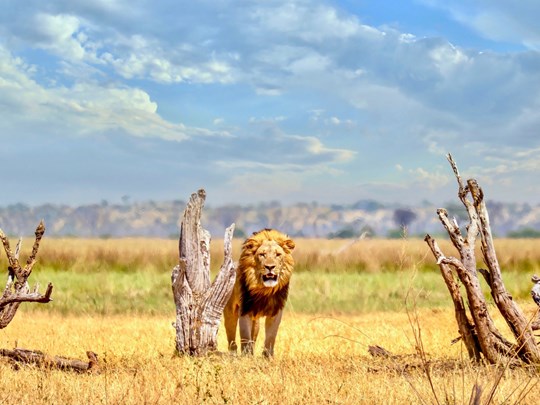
[425,154,540,365]
[0,222,100,372]
[171,189,236,355]
[0,221,53,328]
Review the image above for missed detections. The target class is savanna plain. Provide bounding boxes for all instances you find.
[1,237,540,404]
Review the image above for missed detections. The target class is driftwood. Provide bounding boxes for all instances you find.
[0,221,53,328]
[0,348,99,373]
[425,154,540,365]
[171,189,236,355]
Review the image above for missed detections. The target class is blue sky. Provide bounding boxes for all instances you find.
[1,0,540,207]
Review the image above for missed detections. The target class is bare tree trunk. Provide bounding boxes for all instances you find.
[425,154,540,365]
[0,221,53,328]
[171,189,236,355]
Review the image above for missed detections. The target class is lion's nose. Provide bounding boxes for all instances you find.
[265,265,276,272]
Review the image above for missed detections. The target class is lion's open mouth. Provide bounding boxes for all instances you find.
[262,273,278,287]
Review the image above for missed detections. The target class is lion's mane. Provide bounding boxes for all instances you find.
[236,229,295,317]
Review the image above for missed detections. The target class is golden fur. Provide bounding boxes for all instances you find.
[223,229,295,355]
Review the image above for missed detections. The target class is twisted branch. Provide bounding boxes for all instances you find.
[0,221,53,329]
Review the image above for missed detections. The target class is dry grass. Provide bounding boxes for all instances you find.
[25,237,540,274]
[35,238,179,273]
[293,237,540,274]
[7,237,537,317]
[1,237,540,403]
[0,308,539,404]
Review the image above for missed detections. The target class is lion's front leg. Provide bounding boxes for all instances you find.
[223,301,239,353]
[263,310,283,357]
[251,318,260,344]
[239,314,254,355]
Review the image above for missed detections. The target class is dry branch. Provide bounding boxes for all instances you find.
[0,221,53,329]
[0,348,99,373]
[424,235,481,361]
[172,189,236,355]
[425,154,540,365]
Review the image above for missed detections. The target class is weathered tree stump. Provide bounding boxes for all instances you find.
[425,154,540,365]
[0,221,53,328]
[171,189,236,355]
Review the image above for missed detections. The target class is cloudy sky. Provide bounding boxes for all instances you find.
[2,0,540,207]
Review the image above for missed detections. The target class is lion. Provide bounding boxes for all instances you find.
[223,228,295,357]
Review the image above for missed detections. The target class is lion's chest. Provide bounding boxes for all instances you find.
[240,284,289,318]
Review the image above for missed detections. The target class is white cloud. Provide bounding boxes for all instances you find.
[100,35,237,84]
[254,85,283,96]
[429,43,469,76]
[410,167,450,190]
[0,44,227,141]
[295,135,355,162]
[8,1,537,138]
[309,109,325,122]
[25,13,101,63]
[216,128,355,169]
[479,149,540,175]
[34,13,80,44]
[249,2,360,43]
[421,0,540,50]
[325,116,355,128]
[2,0,540,205]
[216,161,303,171]
[329,117,341,125]
[248,116,287,124]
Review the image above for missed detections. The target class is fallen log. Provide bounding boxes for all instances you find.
[0,348,100,373]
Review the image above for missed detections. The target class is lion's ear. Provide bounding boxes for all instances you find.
[281,239,295,253]
[243,238,258,252]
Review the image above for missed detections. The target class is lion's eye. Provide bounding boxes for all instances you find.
[259,253,266,258]
[276,252,282,257]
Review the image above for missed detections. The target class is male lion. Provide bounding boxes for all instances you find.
[223,229,295,357]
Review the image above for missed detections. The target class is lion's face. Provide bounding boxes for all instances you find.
[253,240,288,288]
[240,229,295,291]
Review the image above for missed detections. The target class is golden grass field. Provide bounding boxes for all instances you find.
[29,236,540,275]
[2,309,540,404]
[0,237,540,404]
